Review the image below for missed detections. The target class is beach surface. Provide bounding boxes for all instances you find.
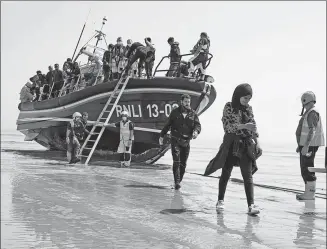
[1,154,326,248]
[1,132,326,249]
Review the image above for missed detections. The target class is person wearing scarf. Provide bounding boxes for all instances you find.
[204,83,262,215]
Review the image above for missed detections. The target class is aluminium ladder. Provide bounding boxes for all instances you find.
[78,75,131,165]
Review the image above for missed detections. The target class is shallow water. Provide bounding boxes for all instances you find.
[1,131,326,248]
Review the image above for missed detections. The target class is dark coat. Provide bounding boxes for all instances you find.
[204,133,258,176]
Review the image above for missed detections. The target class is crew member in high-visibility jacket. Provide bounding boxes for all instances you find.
[66,112,90,164]
[295,91,325,200]
[106,110,134,167]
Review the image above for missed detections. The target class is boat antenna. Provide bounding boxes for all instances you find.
[71,8,92,61]
[93,16,107,53]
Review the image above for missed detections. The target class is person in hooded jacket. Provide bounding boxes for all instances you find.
[159,94,201,190]
[204,83,262,215]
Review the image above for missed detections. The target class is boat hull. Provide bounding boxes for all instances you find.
[17,77,216,164]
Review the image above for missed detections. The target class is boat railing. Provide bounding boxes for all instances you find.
[58,74,82,97]
[153,52,213,77]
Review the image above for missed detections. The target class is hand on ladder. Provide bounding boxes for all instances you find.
[78,74,131,165]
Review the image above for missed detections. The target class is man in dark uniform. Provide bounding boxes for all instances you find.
[159,94,201,189]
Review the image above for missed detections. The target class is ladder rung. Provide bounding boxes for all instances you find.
[88,140,96,142]
[84,147,93,150]
[92,133,100,135]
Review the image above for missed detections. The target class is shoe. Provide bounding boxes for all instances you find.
[248,204,260,215]
[296,181,316,200]
[174,183,181,190]
[216,200,225,210]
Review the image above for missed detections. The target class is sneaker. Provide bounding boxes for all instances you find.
[248,204,260,215]
[216,200,225,210]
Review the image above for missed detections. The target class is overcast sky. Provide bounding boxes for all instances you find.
[1,1,326,147]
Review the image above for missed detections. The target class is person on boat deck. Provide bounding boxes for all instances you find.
[44,66,54,99]
[102,44,114,82]
[79,47,103,86]
[188,32,210,81]
[159,94,201,190]
[36,70,48,101]
[166,37,181,77]
[105,111,134,167]
[19,82,34,103]
[63,58,73,73]
[29,71,43,102]
[124,39,155,78]
[46,66,54,86]
[112,37,126,80]
[295,91,325,201]
[51,63,65,98]
[124,39,138,78]
[63,58,74,89]
[144,37,156,79]
[179,61,190,77]
[66,112,90,164]
[36,70,47,86]
[203,83,262,215]
[67,62,81,93]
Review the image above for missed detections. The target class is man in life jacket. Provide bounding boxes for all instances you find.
[106,111,134,167]
[295,91,325,200]
[188,32,210,81]
[66,112,90,164]
[166,37,181,77]
[124,38,156,78]
[159,94,201,189]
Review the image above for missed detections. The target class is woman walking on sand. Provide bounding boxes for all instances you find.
[204,83,262,215]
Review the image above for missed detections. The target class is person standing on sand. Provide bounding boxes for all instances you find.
[66,112,90,164]
[159,94,201,190]
[204,83,262,215]
[295,91,325,200]
[105,111,134,167]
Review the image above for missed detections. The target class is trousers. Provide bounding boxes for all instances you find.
[171,139,190,184]
[218,146,254,206]
[299,146,319,183]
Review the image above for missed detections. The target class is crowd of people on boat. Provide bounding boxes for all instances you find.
[19,32,211,104]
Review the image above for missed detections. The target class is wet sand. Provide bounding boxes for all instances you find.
[1,149,326,249]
